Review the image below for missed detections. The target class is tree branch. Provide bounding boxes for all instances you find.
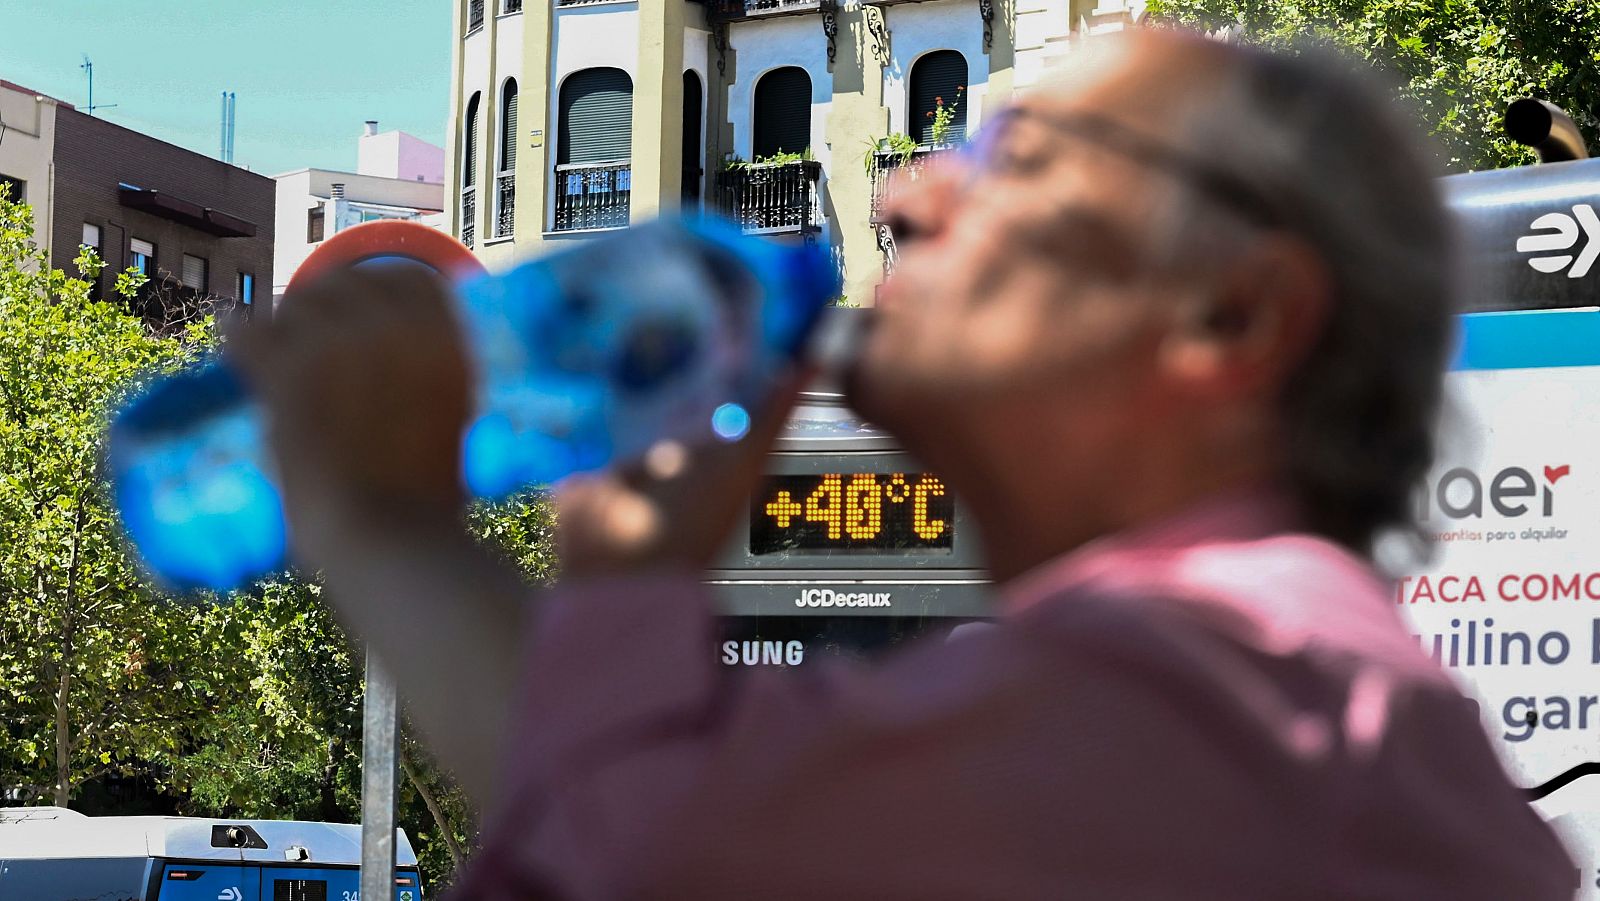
[400,747,467,870]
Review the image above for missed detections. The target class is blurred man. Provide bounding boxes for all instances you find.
[239,29,1572,900]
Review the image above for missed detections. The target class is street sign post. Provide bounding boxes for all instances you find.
[360,652,398,901]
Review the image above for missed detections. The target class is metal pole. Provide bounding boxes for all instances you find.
[361,652,399,901]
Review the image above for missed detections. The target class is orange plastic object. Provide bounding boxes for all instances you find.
[287,220,487,291]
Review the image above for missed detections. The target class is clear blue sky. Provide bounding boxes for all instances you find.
[0,0,452,176]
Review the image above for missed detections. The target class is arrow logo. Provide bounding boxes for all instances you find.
[1518,204,1600,278]
[217,888,242,901]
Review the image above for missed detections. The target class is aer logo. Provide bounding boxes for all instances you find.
[1517,204,1600,277]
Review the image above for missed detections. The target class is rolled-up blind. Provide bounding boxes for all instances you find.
[130,238,154,257]
[464,93,481,188]
[501,81,519,172]
[181,254,207,291]
[559,68,633,165]
[910,50,968,146]
[753,67,812,159]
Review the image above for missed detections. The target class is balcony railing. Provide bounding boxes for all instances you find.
[553,161,631,232]
[716,159,823,235]
[461,187,476,248]
[869,146,951,223]
[494,173,515,238]
[503,0,522,11]
[705,0,834,20]
[468,0,485,32]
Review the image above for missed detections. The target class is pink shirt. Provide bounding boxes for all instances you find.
[452,495,1573,899]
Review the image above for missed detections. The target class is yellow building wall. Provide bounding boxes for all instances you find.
[444,1,1115,299]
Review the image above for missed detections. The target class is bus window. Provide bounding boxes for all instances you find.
[263,866,357,901]
[0,857,152,900]
[155,863,259,901]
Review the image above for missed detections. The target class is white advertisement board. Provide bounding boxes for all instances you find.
[1398,309,1600,895]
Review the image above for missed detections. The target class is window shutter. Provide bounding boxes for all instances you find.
[131,238,154,258]
[559,69,634,165]
[181,254,208,291]
[81,223,101,249]
[682,70,703,202]
[753,67,812,159]
[464,94,481,188]
[910,51,968,146]
[501,82,519,172]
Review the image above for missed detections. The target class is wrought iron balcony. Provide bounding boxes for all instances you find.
[468,0,485,32]
[704,0,835,20]
[494,173,515,238]
[868,146,951,223]
[716,159,823,236]
[553,161,631,232]
[460,187,476,249]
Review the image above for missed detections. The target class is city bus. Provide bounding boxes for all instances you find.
[0,806,422,901]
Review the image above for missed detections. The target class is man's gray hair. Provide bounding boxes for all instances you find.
[1156,39,1456,552]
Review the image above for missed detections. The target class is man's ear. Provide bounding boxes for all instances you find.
[1160,235,1332,397]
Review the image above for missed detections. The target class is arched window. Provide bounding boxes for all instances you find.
[461,91,481,247]
[555,68,634,231]
[682,70,703,203]
[495,80,519,238]
[499,79,518,173]
[753,67,811,159]
[558,67,634,165]
[909,50,968,146]
[463,92,481,188]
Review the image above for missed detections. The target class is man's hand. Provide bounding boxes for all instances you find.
[231,264,472,567]
[557,375,807,579]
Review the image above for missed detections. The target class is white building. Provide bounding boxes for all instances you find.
[0,79,61,256]
[272,122,447,305]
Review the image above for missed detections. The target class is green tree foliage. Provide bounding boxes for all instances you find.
[1143,0,1600,172]
[0,185,213,807]
[0,186,559,894]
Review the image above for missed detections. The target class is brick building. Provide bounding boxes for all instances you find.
[45,104,275,318]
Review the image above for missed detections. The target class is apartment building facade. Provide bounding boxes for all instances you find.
[50,108,276,320]
[445,0,1142,304]
[1,79,275,319]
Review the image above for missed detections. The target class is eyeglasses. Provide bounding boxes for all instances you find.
[964,106,1287,230]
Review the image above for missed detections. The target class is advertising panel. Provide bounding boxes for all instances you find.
[1398,308,1600,894]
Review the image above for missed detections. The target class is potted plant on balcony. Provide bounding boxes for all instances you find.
[926,85,965,148]
[863,132,917,174]
[725,147,815,170]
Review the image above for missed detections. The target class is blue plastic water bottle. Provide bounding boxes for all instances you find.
[108,218,840,593]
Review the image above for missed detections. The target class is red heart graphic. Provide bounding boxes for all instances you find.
[1545,465,1571,484]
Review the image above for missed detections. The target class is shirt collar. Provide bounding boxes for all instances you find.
[1002,488,1303,616]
